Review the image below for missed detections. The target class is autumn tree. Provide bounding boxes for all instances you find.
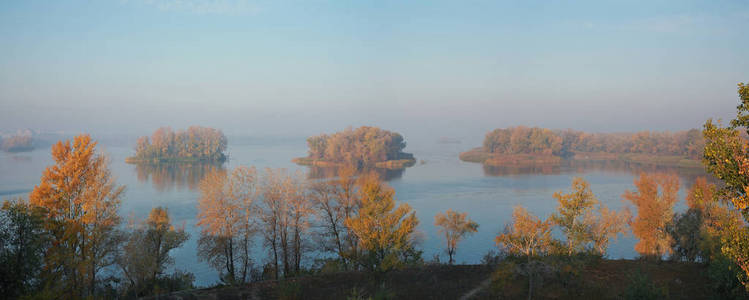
[344,174,419,273]
[434,209,478,264]
[196,166,257,284]
[623,173,679,258]
[119,207,190,296]
[310,167,361,269]
[258,168,311,278]
[701,82,749,289]
[0,198,49,298]
[551,177,598,255]
[551,177,629,255]
[495,206,553,257]
[28,135,123,297]
[301,126,413,168]
[495,205,553,300]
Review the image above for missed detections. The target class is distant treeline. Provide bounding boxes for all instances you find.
[298,126,415,169]
[482,126,704,159]
[127,126,227,163]
[1,134,34,152]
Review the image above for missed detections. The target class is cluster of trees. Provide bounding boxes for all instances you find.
[0,135,192,298]
[128,126,228,163]
[482,126,704,158]
[194,166,422,283]
[302,126,414,168]
[0,134,33,152]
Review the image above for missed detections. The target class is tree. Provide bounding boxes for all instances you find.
[119,207,189,296]
[310,167,361,269]
[495,206,553,257]
[434,209,478,264]
[701,82,749,289]
[588,205,629,255]
[623,173,679,258]
[29,134,124,297]
[196,166,257,284]
[495,205,553,300]
[0,198,48,298]
[551,177,598,255]
[344,174,419,273]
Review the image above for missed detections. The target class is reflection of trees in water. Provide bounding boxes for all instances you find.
[483,159,709,184]
[135,162,225,192]
[306,166,404,181]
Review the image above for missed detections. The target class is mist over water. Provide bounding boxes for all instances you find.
[0,136,702,286]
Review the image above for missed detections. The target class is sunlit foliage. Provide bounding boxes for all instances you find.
[623,173,679,258]
[434,209,478,264]
[345,174,420,273]
[196,166,257,284]
[304,126,413,168]
[29,134,124,297]
[495,206,553,257]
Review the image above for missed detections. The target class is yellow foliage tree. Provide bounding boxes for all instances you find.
[344,175,419,273]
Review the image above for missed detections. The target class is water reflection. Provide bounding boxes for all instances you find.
[483,159,708,183]
[134,162,225,192]
[306,166,405,181]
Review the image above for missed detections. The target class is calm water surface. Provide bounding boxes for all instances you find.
[0,137,705,286]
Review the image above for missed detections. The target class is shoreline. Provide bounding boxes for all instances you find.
[459,148,703,169]
[292,157,416,170]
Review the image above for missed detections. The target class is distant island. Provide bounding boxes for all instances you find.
[460,126,704,168]
[1,134,34,153]
[293,126,415,169]
[125,126,227,163]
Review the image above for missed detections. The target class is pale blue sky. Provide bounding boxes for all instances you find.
[0,0,747,140]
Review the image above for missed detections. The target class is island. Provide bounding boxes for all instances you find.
[125,126,228,163]
[293,126,415,169]
[460,126,704,168]
[1,133,34,153]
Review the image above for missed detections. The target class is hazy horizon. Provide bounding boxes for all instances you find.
[1,0,747,141]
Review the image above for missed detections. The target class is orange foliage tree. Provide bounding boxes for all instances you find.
[434,209,478,264]
[623,173,679,258]
[196,166,257,284]
[29,135,124,297]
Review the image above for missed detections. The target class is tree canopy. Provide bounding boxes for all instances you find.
[302,126,414,168]
[129,126,227,163]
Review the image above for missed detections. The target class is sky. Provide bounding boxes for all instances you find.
[0,0,748,142]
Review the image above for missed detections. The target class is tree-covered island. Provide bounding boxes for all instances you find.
[460,126,704,168]
[293,126,416,169]
[125,126,227,163]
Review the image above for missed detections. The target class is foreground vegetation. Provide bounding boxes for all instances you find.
[293,126,415,170]
[125,126,227,163]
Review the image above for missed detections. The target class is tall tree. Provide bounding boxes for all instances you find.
[701,82,749,288]
[623,173,679,258]
[344,174,419,273]
[310,167,360,269]
[495,205,553,257]
[196,166,257,284]
[434,209,478,264]
[28,135,124,297]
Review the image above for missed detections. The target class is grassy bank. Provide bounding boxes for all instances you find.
[150,259,714,300]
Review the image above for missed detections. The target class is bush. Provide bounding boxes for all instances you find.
[278,280,302,300]
[621,269,669,300]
